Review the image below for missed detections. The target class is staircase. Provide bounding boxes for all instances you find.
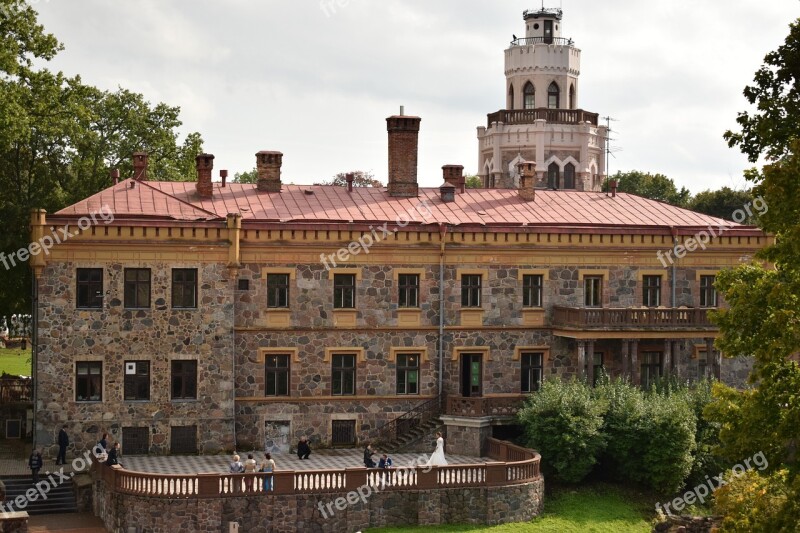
[370,394,444,453]
[1,476,78,515]
[383,417,443,454]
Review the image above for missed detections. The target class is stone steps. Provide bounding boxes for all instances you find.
[1,476,78,515]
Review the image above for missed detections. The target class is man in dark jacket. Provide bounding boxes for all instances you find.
[56,425,69,465]
[363,444,376,468]
[105,442,121,467]
[297,436,311,460]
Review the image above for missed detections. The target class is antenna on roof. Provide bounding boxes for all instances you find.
[602,115,619,195]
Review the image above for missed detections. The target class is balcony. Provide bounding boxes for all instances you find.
[551,306,717,331]
[487,108,599,128]
[510,36,573,47]
[445,395,529,418]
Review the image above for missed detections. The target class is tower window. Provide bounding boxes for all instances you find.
[548,162,560,189]
[508,84,515,110]
[523,82,535,110]
[548,82,560,109]
[569,84,576,109]
[564,163,575,189]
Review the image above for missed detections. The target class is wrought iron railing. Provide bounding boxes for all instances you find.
[510,36,573,47]
[487,108,599,127]
[0,377,32,403]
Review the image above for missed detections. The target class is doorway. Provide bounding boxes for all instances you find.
[460,353,483,397]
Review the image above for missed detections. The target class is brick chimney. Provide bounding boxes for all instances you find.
[345,172,354,192]
[132,152,148,181]
[443,165,465,193]
[517,160,536,202]
[256,151,282,192]
[387,112,421,197]
[196,154,214,199]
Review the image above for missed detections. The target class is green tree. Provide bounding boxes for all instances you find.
[315,170,382,187]
[233,168,258,184]
[604,170,691,207]
[465,175,482,189]
[688,187,756,223]
[0,0,203,316]
[724,19,800,162]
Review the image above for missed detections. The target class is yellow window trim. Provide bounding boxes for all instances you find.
[388,347,429,362]
[262,267,296,280]
[257,347,300,364]
[451,345,491,362]
[327,268,363,281]
[324,347,366,363]
[579,269,609,280]
[393,268,426,281]
[456,268,489,281]
[518,269,548,281]
[513,346,551,363]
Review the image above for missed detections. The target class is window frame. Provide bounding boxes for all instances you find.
[699,275,718,308]
[124,268,151,309]
[523,82,535,110]
[171,268,198,309]
[76,268,103,309]
[76,361,102,402]
[584,276,603,307]
[171,360,198,400]
[396,353,420,395]
[398,273,420,308]
[547,81,560,109]
[640,351,663,389]
[331,354,356,396]
[460,274,482,307]
[584,352,605,386]
[521,352,543,393]
[547,162,560,189]
[333,273,356,309]
[124,360,151,401]
[643,275,662,307]
[265,354,290,397]
[522,274,543,308]
[563,162,576,189]
[267,273,290,309]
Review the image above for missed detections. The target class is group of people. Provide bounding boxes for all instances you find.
[364,431,447,469]
[229,452,276,491]
[27,427,123,483]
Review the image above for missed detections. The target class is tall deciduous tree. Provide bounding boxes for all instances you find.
[315,170,382,187]
[688,187,756,223]
[604,170,691,207]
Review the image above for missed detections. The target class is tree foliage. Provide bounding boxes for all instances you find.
[724,19,800,162]
[604,170,691,207]
[315,170,382,187]
[0,0,203,315]
[465,175,482,189]
[233,168,258,184]
[688,187,756,223]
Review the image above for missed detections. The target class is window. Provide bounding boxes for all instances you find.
[76,268,103,309]
[396,353,420,395]
[124,361,150,401]
[698,350,708,379]
[548,81,560,109]
[265,354,290,396]
[332,354,355,396]
[563,163,575,189]
[171,360,197,400]
[584,276,602,307]
[267,273,290,308]
[547,162,560,189]
[569,84,576,109]
[172,269,197,308]
[76,362,102,401]
[641,351,662,389]
[461,274,482,307]
[643,275,662,307]
[584,352,604,386]
[398,274,420,308]
[124,268,151,309]
[333,274,356,309]
[522,274,543,307]
[523,82,535,109]
[508,84,515,109]
[521,352,543,392]
[700,275,717,307]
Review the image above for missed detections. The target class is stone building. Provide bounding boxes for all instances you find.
[30,9,765,458]
[477,8,608,190]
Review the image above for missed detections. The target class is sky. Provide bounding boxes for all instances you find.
[33,0,798,193]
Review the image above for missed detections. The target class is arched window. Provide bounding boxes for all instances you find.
[564,163,575,189]
[523,82,535,110]
[548,82,560,109]
[569,84,576,109]
[508,84,515,110]
[548,162,560,189]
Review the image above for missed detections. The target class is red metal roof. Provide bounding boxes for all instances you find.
[54,179,749,231]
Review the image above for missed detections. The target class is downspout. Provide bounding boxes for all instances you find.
[227,214,242,451]
[670,226,678,307]
[438,223,448,408]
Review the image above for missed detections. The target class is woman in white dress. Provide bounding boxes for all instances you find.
[426,431,448,466]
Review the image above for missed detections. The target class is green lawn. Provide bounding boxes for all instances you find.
[366,484,653,533]
[0,348,32,376]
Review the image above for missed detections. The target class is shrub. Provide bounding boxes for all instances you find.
[594,378,646,482]
[713,468,800,532]
[518,379,607,483]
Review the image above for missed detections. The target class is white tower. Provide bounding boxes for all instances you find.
[477,8,608,191]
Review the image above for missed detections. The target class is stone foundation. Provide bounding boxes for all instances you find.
[440,416,494,457]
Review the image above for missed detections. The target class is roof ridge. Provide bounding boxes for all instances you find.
[136,180,222,219]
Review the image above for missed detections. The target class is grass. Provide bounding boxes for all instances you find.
[0,348,32,376]
[366,483,654,533]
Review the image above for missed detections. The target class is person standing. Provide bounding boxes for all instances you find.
[297,436,311,460]
[243,453,258,492]
[56,425,69,465]
[229,454,244,474]
[28,449,43,483]
[261,453,276,491]
[363,444,376,468]
[425,432,447,466]
[105,442,121,467]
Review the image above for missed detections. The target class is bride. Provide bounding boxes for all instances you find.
[426,431,447,466]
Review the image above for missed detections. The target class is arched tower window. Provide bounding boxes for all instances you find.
[548,82,560,109]
[523,82,535,110]
[508,84,515,110]
[564,163,575,189]
[569,84,576,109]
[548,162,560,189]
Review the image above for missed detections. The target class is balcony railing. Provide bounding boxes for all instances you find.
[552,306,717,330]
[510,36,573,47]
[0,377,32,403]
[445,395,528,418]
[487,108,599,128]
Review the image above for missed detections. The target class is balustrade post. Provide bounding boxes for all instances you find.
[417,465,438,489]
[485,462,506,486]
[197,473,219,497]
[345,467,368,492]
[271,471,294,495]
